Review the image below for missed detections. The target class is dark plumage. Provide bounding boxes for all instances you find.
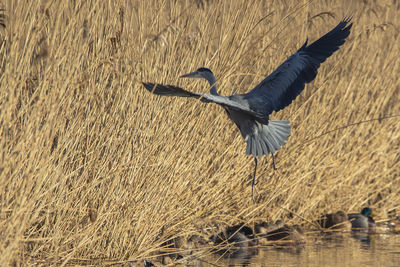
[317,211,352,231]
[244,19,352,116]
[348,207,376,233]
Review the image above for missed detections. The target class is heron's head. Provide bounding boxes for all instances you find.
[180,67,213,79]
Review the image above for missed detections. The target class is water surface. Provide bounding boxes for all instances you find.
[202,233,400,266]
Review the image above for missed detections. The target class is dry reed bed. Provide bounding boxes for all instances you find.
[0,0,399,265]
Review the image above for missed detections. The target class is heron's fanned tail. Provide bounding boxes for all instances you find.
[246,120,291,157]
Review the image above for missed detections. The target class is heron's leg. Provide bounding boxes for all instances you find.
[271,153,277,170]
[252,157,258,203]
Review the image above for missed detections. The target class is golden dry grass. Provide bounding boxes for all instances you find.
[0,0,399,265]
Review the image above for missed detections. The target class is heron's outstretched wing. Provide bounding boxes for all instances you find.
[244,18,352,116]
[142,82,202,98]
[142,82,268,123]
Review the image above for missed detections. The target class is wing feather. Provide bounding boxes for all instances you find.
[243,18,352,116]
[142,82,201,98]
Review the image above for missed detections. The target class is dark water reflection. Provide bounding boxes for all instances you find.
[203,233,400,266]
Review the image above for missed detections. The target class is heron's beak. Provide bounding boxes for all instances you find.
[180,71,200,78]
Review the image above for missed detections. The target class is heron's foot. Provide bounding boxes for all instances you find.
[251,156,258,203]
[271,153,278,170]
[252,185,259,203]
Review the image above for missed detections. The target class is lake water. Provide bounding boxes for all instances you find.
[202,233,400,266]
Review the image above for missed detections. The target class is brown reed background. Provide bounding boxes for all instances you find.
[0,0,399,265]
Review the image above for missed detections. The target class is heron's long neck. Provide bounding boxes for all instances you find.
[204,72,218,95]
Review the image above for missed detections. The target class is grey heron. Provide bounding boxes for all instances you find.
[142,19,352,202]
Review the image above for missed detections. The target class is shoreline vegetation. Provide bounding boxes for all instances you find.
[0,0,399,265]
